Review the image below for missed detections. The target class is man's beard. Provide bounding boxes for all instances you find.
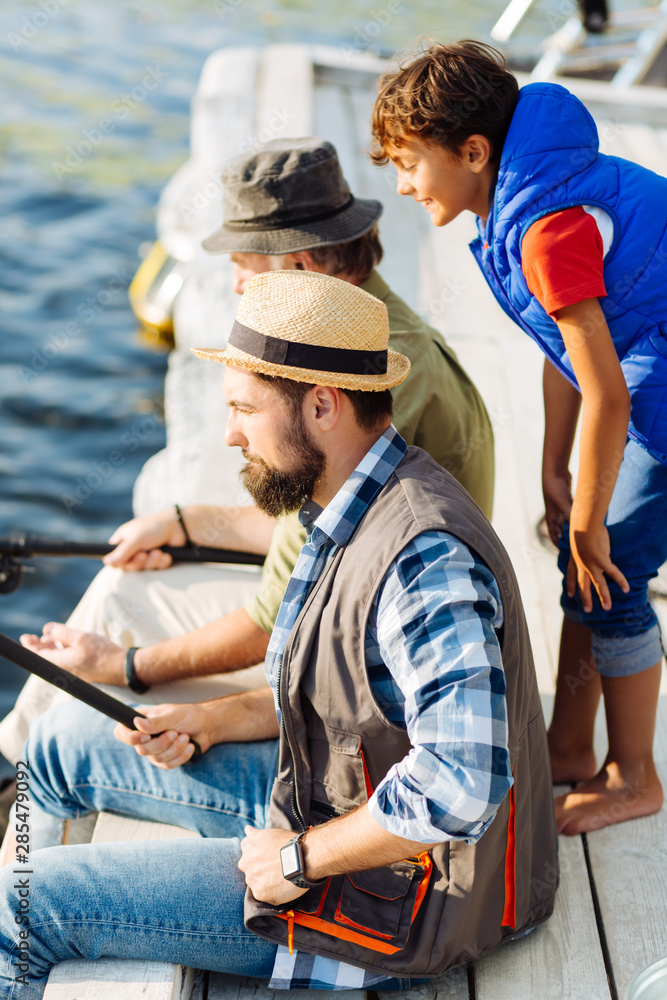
[240,416,326,518]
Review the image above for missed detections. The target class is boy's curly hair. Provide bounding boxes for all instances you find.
[370,40,519,165]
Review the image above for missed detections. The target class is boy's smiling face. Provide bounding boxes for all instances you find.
[387,134,494,225]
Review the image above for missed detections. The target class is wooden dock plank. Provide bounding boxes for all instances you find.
[474,832,611,1000]
[44,962,193,1000]
[43,814,200,1000]
[313,82,363,193]
[586,693,667,998]
[91,813,200,844]
[255,44,313,138]
[207,974,366,1000]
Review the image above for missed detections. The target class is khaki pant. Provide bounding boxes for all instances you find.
[0,563,267,763]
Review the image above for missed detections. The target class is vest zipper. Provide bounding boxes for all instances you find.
[276,660,306,832]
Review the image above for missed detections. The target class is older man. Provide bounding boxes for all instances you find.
[3,139,494,764]
[0,271,555,997]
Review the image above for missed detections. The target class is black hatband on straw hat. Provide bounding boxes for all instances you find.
[228,321,388,376]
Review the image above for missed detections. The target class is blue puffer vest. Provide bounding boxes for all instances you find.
[469,82,667,465]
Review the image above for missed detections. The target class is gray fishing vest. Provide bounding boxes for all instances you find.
[245,446,558,977]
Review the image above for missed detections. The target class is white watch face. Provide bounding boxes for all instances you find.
[281,841,301,878]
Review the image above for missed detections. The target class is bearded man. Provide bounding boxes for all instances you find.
[0,270,555,996]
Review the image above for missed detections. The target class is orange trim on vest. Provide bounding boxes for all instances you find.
[277,852,433,956]
[333,898,394,940]
[278,909,401,955]
[501,780,516,928]
[410,852,433,924]
[359,743,374,800]
[286,910,295,954]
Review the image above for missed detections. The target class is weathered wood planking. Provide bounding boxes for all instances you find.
[44,962,193,1000]
[91,812,200,844]
[43,813,200,1000]
[474,831,611,1000]
[255,44,313,139]
[378,965,470,1000]
[207,973,366,1000]
[586,694,667,999]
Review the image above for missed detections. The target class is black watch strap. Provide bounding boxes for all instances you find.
[281,832,326,890]
[125,646,150,694]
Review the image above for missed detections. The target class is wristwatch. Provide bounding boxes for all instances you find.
[280,832,326,889]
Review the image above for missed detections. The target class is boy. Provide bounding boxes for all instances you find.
[371,39,667,835]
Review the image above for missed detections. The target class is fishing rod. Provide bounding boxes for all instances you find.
[0,631,202,763]
[0,534,265,594]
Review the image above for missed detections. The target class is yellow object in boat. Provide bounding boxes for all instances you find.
[129,241,189,347]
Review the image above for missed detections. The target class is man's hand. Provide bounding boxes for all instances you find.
[19,623,126,685]
[238,827,309,906]
[113,702,212,769]
[104,509,186,571]
[567,520,629,613]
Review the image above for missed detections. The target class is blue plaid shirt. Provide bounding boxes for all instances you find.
[265,425,510,990]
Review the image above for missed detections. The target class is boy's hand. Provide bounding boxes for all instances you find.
[114,703,211,768]
[567,522,629,613]
[542,467,573,546]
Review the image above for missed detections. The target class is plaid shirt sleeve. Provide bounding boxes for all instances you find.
[366,530,512,845]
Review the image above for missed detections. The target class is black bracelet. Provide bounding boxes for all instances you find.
[125,647,150,694]
[174,503,199,555]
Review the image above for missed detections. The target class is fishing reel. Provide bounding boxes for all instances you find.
[0,555,23,594]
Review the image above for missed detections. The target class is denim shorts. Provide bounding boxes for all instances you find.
[558,438,667,676]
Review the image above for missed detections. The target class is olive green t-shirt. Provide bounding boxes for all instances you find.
[246,270,494,634]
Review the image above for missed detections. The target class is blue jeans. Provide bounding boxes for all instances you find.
[0,702,415,997]
[558,439,667,676]
[0,700,280,1000]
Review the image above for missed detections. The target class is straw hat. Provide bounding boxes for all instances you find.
[191,270,410,391]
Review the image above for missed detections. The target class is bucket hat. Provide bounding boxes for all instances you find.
[191,269,410,391]
[201,138,383,255]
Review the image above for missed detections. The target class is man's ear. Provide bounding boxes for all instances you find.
[463,134,492,173]
[290,250,317,272]
[306,385,341,431]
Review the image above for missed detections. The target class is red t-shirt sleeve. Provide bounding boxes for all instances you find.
[521,206,607,317]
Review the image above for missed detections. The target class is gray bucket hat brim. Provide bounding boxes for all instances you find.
[201,138,383,255]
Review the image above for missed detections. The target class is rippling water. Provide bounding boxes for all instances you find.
[0,0,649,770]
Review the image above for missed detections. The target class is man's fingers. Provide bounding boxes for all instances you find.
[113,722,148,746]
[19,633,50,651]
[142,549,173,571]
[136,730,194,767]
[103,539,134,566]
[42,621,77,644]
[133,713,172,736]
[112,548,173,572]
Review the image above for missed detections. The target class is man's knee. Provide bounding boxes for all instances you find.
[26,700,116,811]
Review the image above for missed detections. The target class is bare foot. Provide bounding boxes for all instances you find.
[555,761,664,835]
[548,734,597,785]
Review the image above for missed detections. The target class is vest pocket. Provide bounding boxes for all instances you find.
[282,853,433,955]
[336,861,423,941]
[294,877,331,916]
